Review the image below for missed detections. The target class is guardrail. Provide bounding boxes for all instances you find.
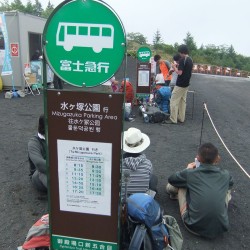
[193,64,250,78]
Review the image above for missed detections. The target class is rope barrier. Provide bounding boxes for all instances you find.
[203,103,250,179]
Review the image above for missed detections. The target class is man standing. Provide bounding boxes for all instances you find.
[166,143,234,239]
[164,45,193,124]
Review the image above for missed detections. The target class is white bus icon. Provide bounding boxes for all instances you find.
[139,51,150,58]
[56,22,114,53]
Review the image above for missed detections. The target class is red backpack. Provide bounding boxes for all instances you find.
[22,214,50,250]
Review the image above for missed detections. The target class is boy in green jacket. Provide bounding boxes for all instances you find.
[167,142,233,239]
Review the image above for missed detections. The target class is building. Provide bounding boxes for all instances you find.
[0,11,46,90]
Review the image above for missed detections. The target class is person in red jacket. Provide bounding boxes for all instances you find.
[119,79,135,104]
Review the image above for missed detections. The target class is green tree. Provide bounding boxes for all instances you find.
[173,42,179,51]
[0,0,45,17]
[153,29,163,50]
[228,45,236,56]
[0,0,11,11]
[25,0,36,14]
[183,32,197,54]
[32,0,43,16]
[10,0,25,12]
[127,32,147,45]
[41,1,54,18]
[161,44,175,55]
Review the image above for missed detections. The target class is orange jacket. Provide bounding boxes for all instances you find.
[159,61,172,81]
[119,81,134,104]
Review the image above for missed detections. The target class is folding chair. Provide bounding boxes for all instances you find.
[23,73,40,95]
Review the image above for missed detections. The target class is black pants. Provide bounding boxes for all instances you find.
[149,174,158,193]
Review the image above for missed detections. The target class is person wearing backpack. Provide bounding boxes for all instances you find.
[166,143,234,239]
[154,54,172,86]
[28,114,47,192]
[121,127,158,197]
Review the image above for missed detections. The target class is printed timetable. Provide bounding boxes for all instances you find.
[65,156,104,196]
[57,139,112,216]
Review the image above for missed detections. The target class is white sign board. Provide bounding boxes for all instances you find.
[57,139,112,216]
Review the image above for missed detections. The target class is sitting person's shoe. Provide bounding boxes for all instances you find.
[128,117,135,122]
[166,183,178,200]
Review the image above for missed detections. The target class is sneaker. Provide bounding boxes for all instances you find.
[128,117,135,122]
[166,184,178,200]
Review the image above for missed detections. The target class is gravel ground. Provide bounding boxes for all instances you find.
[0,58,250,249]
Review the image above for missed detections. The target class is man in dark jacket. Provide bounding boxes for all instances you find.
[166,143,234,239]
[28,114,47,192]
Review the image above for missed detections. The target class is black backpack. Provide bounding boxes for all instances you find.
[144,106,169,123]
[149,112,169,123]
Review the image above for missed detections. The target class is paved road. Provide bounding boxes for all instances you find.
[136,73,250,250]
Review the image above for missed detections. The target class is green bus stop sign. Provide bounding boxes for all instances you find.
[137,47,151,62]
[43,0,126,87]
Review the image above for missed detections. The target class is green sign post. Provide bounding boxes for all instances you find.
[43,0,126,87]
[43,1,126,249]
[137,46,151,62]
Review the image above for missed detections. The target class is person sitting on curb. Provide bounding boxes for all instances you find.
[28,114,47,192]
[121,127,158,198]
[166,142,234,239]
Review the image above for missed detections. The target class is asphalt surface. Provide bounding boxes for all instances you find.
[0,65,250,249]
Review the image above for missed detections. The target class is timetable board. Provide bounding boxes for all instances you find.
[57,140,112,216]
[46,90,124,245]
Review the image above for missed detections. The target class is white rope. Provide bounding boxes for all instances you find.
[203,103,250,179]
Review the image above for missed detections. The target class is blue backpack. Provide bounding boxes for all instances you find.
[127,193,170,250]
